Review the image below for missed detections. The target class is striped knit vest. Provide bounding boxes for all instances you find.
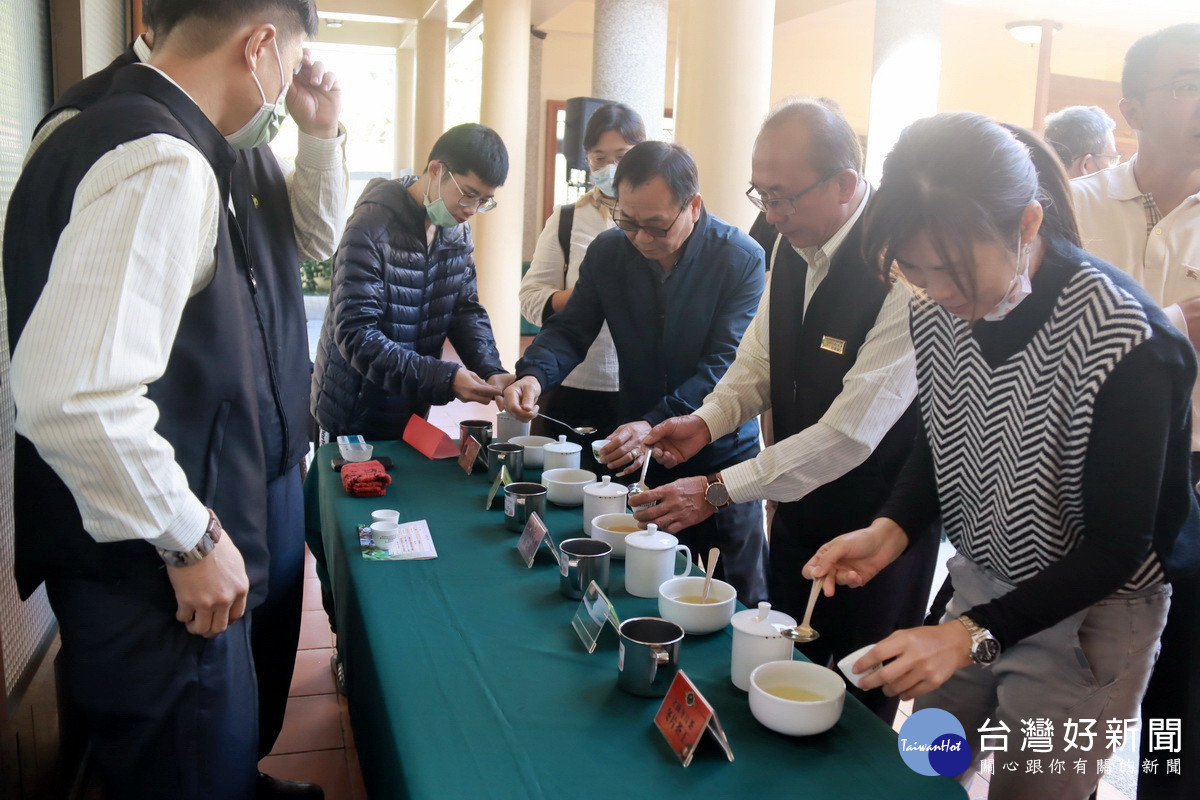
[911,258,1164,591]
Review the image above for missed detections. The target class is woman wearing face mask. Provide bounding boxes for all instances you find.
[804,113,1200,800]
[519,103,646,456]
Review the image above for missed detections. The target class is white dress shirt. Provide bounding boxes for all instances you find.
[1072,158,1200,449]
[694,192,918,505]
[12,62,346,552]
[30,36,348,262]
[520,189,620,392]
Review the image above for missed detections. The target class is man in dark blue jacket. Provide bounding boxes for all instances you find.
[312,123,515,439]
[505,141,767,603]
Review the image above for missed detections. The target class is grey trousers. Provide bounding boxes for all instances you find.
[915,554,1170,800]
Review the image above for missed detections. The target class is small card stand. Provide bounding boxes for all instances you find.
[484,465,510,510]
[517,513,558,567]
[571,581,619,654]
[458,436,482,475]
[654,671,734,767]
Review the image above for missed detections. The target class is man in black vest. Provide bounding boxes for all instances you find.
[635,99,939,722]
[3,2,322,797]
[29,2,347,786]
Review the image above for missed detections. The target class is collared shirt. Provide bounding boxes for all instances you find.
[11,62,346,552]
[520,188,620,392]
[1073,157,1200,448]
[517,207,765,475]
[694,189,918,504]
[30,37,348,262]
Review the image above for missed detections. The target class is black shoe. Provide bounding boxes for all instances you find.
[331,651,348,696]
[257,772,324,799]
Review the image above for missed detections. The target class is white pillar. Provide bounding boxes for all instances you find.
[415,5,448,169]
[474,0,531,370]
[592,0,668,140]
[394,45,416,176]
[674,0,774,230]
[524,29,546,259]
[864,0,943,185]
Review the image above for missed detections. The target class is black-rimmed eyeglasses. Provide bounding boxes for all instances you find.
[745,172,839,216]
[614,203,688,238]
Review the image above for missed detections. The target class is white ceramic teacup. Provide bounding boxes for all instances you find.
[591,512,641,558]
[370,521,399,549]
[657,576,737,634]
[749,660,846,736]
[541,468,597,506]
[836,643,883,689]
[509,435,555,467]
[371,509,400,525]
[624,525,692,598]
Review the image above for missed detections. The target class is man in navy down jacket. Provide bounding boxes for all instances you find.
[312,123,516,438]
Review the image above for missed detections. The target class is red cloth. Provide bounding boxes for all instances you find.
[341,460,392,497]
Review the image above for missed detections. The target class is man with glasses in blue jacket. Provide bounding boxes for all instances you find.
[504,141,768,604]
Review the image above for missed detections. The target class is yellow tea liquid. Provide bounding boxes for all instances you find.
[765,685,826,702]
[674,595,721,604]
[604,525,641,533]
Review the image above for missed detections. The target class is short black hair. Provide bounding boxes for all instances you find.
[1122,23,1200,97]
[761,98,864,175]
[1043,105,1116,164]
[583,102,646,151]
[145,1,318,43]
[613,141,698,206]
[427,123,509,188]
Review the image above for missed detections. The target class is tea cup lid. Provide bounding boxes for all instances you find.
[544,435,581,453]
[583,475,628,498]
[731,602,797,637]
[625,523,677,550]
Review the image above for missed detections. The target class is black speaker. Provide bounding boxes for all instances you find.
[563,96,613,176]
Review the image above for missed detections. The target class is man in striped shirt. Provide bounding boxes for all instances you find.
[3,2,327,797]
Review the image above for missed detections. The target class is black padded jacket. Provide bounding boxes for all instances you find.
[311,176,506,438]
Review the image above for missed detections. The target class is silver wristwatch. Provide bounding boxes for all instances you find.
[157,508,223,568]
[958,615,1001,666]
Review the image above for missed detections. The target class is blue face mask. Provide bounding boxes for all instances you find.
[590,163,618,197]
[226,39,290,150]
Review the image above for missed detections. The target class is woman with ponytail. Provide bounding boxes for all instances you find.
[805,112,1200,799]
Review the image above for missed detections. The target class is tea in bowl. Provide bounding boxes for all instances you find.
[591,512,642,558]
[657,575,736,635]
[541,468,597,506]
[748,660,846,736]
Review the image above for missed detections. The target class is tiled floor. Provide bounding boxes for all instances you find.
[256,550,366,800]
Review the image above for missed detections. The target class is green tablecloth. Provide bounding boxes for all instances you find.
[304,441,966,799]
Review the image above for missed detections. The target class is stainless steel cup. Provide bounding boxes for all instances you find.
[487,442,525,483]
[617,617,684,697]
[504,482,547,533]
[558,537,611,599]
[460,420,493,467]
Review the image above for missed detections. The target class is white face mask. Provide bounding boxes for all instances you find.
[590,163,618,197]
[225,39,290,150]
[982,237,1033,322]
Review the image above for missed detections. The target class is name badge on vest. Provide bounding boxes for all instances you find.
[820,335,847,355]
